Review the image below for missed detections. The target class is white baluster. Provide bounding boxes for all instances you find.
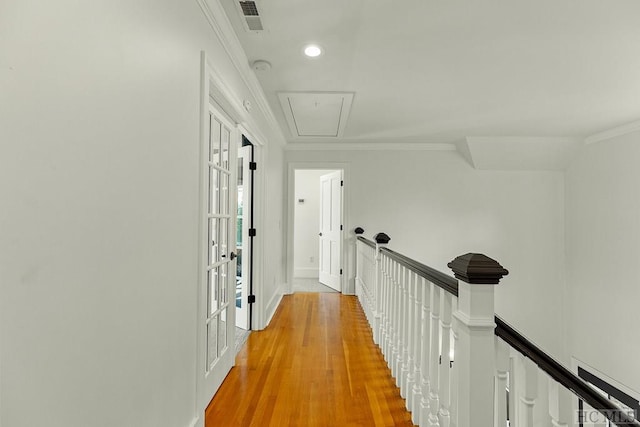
[398,266,410,393]
[450,300,458,427]
[548,379,572,427]
[386,257,395,365]
[383,255,392,359]
[387,261,398,372]
[518,358,538,427]
[369,245,376,325]
[494,337,510,427]
[394,264,402,383]
[405,270,417,407]
[438,290,453,427]
[428,283,441,427]
[392,261,401,377]
[509,354,519,426]
[419,279,433,425]
[411,275,424,424]
[373,243,386,344]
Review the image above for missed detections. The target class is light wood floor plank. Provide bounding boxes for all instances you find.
[205,293,415,426]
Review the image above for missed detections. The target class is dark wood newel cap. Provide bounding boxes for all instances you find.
[373,233,391,244]
[447,253,509,284]
[354,227,365,235]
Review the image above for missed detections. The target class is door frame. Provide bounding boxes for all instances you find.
[235,143,253,330]
[237,125,265,331]
[286,162,351,295]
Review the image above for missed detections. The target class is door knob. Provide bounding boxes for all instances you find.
[230,252,237,260]
[319,232,322,236]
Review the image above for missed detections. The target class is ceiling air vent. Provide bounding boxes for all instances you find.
[238,1,264,31]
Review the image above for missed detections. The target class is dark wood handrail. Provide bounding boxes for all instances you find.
[379,247,459,297]
[356,235,376,249]
[356,236,458,296]
[357,234,639,426]
[495,316,640,427]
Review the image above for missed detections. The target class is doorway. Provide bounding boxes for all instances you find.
[235,136,254,333]
[292,169,343,293]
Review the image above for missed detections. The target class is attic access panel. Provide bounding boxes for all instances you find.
[277,92,354,138]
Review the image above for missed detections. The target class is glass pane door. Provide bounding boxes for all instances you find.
[202,105,237,405]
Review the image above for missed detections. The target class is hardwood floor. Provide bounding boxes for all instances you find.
[205,293,415,427]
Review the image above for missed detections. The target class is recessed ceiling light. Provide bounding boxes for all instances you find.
[304,44,322,58]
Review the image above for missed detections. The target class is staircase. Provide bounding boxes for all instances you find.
[354,228,639,427]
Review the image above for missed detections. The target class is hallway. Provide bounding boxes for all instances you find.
[205,293,415,426]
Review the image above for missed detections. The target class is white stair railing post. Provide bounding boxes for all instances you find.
[448,253,508,427]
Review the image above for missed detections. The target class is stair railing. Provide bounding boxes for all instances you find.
[354,228,639,427]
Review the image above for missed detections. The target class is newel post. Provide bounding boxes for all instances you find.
[448,253,508,427]
[372,232,391,345]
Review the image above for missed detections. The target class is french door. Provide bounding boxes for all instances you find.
[201,104,237,407]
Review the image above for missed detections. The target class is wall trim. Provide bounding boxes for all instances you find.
[584,119,640,145]
[196,0,284,142]
[284,142,457,151]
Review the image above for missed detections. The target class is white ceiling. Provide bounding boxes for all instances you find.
[221,0,640,150]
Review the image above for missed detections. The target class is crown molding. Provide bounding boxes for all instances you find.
[284,142,457,151]
[584,119,640,145]
[462,136,581,171]
[196,0,284,143]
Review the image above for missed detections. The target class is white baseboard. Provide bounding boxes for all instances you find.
[294,268,319,278]
[187,415,203,427]
[343,277,356,295]
[264,286,284,328]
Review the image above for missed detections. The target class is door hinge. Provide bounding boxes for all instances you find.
[340,180,344,186]
[248,295,256,304]
[249,228,256,237]
[340,225,343,231]
[340,269,343,275]
[249,162,257,171]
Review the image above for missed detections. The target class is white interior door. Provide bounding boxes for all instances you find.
[318,170,342,291]
[200,104,237,409]
[235,145,251,330]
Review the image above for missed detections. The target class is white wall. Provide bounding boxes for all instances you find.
[565,134,640,394]
[285,149,566,357]
[261,141,286,325]
[293,170,333,278]
[0,1,284,426]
